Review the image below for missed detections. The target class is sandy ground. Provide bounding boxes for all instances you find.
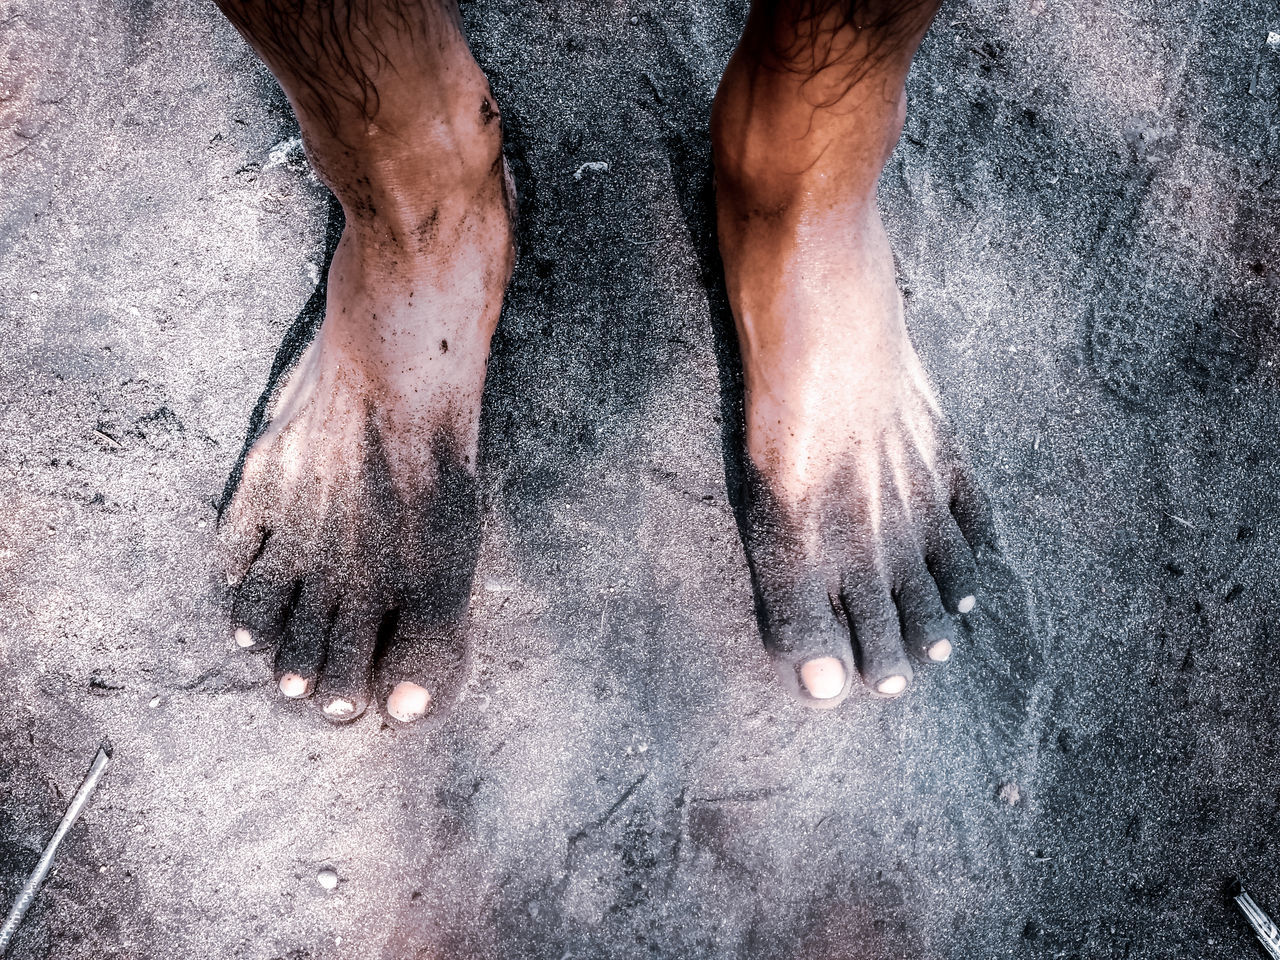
[2,0,1279,957]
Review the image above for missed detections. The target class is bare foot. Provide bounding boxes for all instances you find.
[712,4,994,707]
[216,17,515,722]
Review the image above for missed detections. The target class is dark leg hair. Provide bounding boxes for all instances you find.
[745,0,940,104]
[213,0,500,235]
[214,1,458,135]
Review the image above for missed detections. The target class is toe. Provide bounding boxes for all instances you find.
[314,598,383,723]
[274,580,331,700]
[218,448,279,586]
[927,518,979,616]
[896,560,960,665]
[219,506,266,588]
[386,681,432,723]
[375,608,471,727]
[842,574,913,697]
[756,579,856,708]
[798,656,848,701]
[230,551,294,651]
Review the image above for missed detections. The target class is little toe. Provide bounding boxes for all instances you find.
[274,580,331,701]
[230,556,294,651]
[927,518,979,616]
[314,599,384,723]
[842,579,913,697]
[896,563,960,665]
[219,510,266,588]
[218,461,277,586]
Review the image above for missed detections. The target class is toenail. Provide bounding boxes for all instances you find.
[323,698,356,718]
[799,657,847,700]
[928,639,953,663]
[387,681,431,722]
[234,628,255,648]
[279,673,312,699]
[958,594,977,614]
[876,674,907,697]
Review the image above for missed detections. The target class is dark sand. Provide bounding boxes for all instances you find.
[2,0,1279,957]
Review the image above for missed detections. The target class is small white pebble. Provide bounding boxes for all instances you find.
[196,519,207,529]
[234,628,255,649]
[999,782,1021,805]
[573,161,610,180]
[1269,30,1280,46]
[316,868,339,891]
[148,696,161,708]
[28,292,39,302]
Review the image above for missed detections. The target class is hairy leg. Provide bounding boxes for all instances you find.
[216,0,514,723]
[713,0,997,707]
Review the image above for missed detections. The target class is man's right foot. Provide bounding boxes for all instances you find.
[711,0,996,709]
[219,67,515,725]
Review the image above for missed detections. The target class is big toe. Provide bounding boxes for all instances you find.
[799,656,848,700]
[376,616,471,727]
[761,601,855,709]
[386,681,432,723]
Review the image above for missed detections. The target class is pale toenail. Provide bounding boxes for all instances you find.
[387,681,431,722]
[279,673,311,699]
[876,674,907,697]
[799,657,847,700]
[958,594,977,614]
[323,698,356,718]
[234,628,255,648]
[928,639,953,663]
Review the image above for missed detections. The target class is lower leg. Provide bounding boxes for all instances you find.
[217,0,514,723]
[714,0,996,706]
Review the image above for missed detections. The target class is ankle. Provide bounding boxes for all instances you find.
[319,89,508,247]
[711,55,905,217]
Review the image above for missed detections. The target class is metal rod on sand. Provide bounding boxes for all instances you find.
[1235,884,1280,960]
[0,742,112,956]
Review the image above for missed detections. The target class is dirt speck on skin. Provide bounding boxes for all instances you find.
[1,0,1279,958]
